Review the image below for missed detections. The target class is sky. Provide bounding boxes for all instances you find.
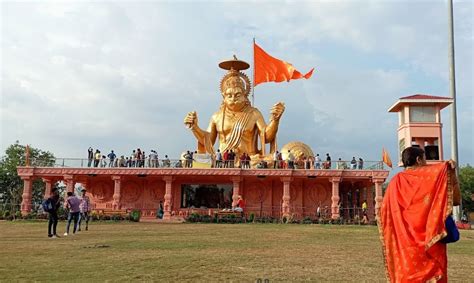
[1,1,473,169]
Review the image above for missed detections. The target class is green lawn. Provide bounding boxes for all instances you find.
[0,221,473,282]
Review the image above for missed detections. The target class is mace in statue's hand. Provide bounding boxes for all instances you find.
[184,111,198,129]
[270,102,285,121]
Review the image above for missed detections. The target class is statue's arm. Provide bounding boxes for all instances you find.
[261,102,285,142]
[207,115,218,145]
[255,111,277,143]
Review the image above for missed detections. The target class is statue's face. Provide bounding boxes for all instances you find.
[224,87,246,111]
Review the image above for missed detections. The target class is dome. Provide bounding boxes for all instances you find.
[281,142,314,160]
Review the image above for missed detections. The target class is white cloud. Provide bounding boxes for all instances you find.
[1,1,472,166]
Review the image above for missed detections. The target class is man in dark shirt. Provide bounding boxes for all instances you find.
[325,153,332,169]
[47,187,61,238]
[87,147,93,167]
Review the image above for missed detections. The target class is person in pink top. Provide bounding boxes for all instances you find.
[64,192,81,236]
[78,189,91,231]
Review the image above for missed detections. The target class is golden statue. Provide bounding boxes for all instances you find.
[184,57,285,163]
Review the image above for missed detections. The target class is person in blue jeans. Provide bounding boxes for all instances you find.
[64,192,81,236]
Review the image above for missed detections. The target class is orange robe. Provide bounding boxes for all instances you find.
[378,162,454,282]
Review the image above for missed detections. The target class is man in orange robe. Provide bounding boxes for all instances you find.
[378,147,461,282]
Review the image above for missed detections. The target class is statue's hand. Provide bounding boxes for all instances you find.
[184,111,198,129]
[270,102,285,121]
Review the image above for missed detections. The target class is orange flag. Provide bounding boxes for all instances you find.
[254,43,314,86]
[382,148,393,168]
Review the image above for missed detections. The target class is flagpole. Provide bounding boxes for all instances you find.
[448,0,461,220]
[252,37,255,106]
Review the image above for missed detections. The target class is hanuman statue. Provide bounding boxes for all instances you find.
[184,57,285,163]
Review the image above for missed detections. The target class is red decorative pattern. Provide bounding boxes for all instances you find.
[400,94,452,100]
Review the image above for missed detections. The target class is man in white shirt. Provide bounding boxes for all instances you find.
[315,154,321,169]
[273,151,279,169]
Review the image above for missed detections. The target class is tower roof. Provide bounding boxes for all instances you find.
[388,94,453,112]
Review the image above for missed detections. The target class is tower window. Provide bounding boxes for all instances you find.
[409,106,436,122]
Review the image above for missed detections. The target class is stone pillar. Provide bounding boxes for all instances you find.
[163,176,174,220]
[331,177,341,219]
[366,186,375,220]
[374,179,384,217]
[281,177,292,217]
[20,176,33,216]
[43,178,53,199]
[231,177,241,207]
[112,176,122,210]
[64,175,75,193]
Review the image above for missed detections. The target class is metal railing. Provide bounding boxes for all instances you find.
[24,157,385,170]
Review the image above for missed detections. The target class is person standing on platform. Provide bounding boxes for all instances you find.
[229,150,235,168]
[379,147,461,282]
[314,154,321,169]
[64,192,81,236]
[223,150,229,168]
[358,158,364,169]
[78,189,91,231]
[87,147,93,167]
[94,150,101,167]
[273,151,279,169]
[46,187,61,238]
[325,153,331,169]
[216,149,223,168]
[287,150,295,169]
[350,157,357,169]
[108,150,116,167]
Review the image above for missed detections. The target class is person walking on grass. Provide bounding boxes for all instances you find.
[45,187,61,238]
[64,192,81,236]
[78,189,91,231]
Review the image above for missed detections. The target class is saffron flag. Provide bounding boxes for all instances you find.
[254,43,314,86]
[382,148,393,168]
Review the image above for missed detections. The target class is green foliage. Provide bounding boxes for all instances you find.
[129,210,141,222]
[302,217,312,224]
[459,164,474,212]
[0,141,55,213]
[186,213,201,223]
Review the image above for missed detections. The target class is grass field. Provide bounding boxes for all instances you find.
[0,221,473,282]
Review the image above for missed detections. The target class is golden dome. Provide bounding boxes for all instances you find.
[281,142,314,160]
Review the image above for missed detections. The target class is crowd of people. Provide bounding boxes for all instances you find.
[87,147,174,168]
[86,147,365,170]
[43,187,91,238]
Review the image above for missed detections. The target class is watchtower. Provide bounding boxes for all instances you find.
[388,94,453,166]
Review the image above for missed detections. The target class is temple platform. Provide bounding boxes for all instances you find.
[17,166,389,221]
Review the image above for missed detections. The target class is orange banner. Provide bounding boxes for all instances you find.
[382,148,393,168]
[254,43,314,86]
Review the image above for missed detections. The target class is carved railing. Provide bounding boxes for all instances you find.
[24,157,386,170]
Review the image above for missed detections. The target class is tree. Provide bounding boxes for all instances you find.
[0,141,55,213]
[459,164,474,212]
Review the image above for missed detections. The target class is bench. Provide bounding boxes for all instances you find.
[94,209,130,217]
[215,210,245,222]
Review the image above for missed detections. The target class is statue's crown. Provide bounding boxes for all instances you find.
[219,56,251,97]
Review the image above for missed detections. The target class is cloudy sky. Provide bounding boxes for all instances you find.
[1,1,473,168]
